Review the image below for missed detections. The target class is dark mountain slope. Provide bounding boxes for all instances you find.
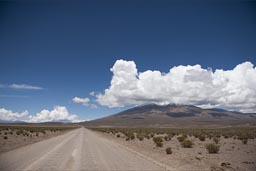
[83,104,256,127]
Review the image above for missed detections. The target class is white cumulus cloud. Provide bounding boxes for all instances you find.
[72,97,90,106]
[28,106,80,123]
[0,108,28,121]
[96,59,256,113]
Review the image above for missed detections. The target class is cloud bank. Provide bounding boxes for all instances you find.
[96,60,256,113]
[0,108,28,121]
[0,106,83,123]
[28,106,80,123]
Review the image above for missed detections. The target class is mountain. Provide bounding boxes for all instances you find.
[82,104,256,127]
[0,120,27,124]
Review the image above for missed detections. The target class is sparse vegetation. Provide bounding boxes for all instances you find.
[205,143,220,154]
[90,127,256,143]
[198,134,206,141]
[181,139,193,148]
[165,147,172,154]
[242,138,248,144]
[213,137,220,144]
[177,134,187,142]
[89,126,256,157]
[136,133,144,141]
[153,136,163,147]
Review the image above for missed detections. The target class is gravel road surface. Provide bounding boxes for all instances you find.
[0,128,166,171]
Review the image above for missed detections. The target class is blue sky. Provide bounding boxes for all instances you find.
[0,0,256,122]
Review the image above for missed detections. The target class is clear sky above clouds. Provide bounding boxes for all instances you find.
[0,0,255,122]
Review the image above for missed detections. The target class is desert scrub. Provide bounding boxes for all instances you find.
[136,134,144,141]
[165,147,172,154]
[213,137,220,144]
[198,134,206,141]
[3,136,8,140]
[116,134,120,138]
[205,143,220,154]
[164,134,172,141]
[242,138,248,144]
[153,136,163,147]
[177,134,187,142]
[125,132,135,141]
[181,139,193,148]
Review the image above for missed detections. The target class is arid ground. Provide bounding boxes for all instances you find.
[0,125,77,153]
[92,127,256,171]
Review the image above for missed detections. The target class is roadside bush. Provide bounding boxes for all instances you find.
[213,137,220,144]
[156,141,163,147]
[3,136,8,140]
[224,135,229,139]
[242,138,248,144]
[164,135,172,141]
[165,147,172,154]
[177,135,187,142]
[136,134,144,141]
[198,134,206,141]
[145,134,150,139]
[153,137,163,147]
[205,143,220,154]
[116,134,120,138]
[153,137,163,143]
[181,139,193,148]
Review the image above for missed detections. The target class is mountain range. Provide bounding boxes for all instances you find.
[83,104,256,127]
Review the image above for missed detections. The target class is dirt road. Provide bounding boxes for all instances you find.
[0,128,166,171]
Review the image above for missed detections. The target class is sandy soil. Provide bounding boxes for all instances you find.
[0,128,165,171]
[97,131,256,171]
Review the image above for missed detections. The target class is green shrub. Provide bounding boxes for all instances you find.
[198,134,206,141]
[181,140,193,148]
[153,137,163,147]
[153,136,163,143]
[136,134,144,141]
[156,141,163,147]
[205,143,220,154]
[165,147,172,154]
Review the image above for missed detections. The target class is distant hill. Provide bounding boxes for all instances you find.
[0,120,27,124]
[82,104,256,127]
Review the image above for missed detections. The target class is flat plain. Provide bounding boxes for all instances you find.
[91,127,256,171]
